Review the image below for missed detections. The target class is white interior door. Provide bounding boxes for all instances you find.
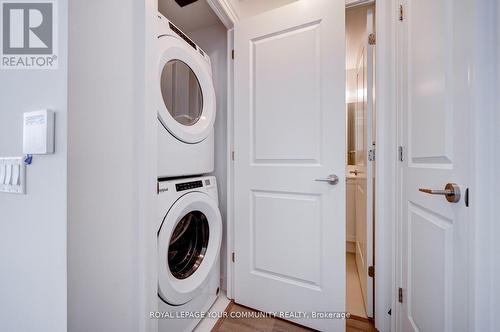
[233,0,346,331]
[354,7,375,318]
[398,0,473,331]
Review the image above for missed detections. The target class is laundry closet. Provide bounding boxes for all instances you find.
[155,2,229,332]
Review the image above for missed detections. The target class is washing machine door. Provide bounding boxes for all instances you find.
[157,36,216,144]
[158,192,222,305]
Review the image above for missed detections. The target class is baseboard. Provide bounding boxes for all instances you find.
[194,291,231,332]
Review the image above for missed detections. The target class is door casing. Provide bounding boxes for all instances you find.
[223,1,397,331]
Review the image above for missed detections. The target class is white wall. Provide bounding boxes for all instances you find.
[67,0,152,331]
[0,1,68,331]
[472,0,499,330]
[188,23,229,291]
[493,5,500,326]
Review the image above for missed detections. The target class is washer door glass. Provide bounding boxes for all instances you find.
[161,60,203,126]
[168,210,209,279]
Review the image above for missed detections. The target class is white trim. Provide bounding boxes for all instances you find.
[472,0,498,331]
[225,28,235,300]
[206,0,239,29]
[374,0,397,331]
[194,291,231,331]
[138,1,159,332]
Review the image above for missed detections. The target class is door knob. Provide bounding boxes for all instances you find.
[315,174,339,185]
[419,183,461,203]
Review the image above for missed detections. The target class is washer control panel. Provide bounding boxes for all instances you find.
[176,180,203,192]
[157,176,214,195]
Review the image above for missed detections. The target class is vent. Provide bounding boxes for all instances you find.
[174,0,198,7]
[168,22,197,50]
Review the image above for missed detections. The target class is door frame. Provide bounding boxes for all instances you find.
[372,1,397,331]
[222,0,397,331]
[393,0,499,331]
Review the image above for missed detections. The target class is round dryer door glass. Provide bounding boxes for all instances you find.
[168,211,209,279]
[161,60,203,126]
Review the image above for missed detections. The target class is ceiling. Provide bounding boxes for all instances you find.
[158,0,221,33]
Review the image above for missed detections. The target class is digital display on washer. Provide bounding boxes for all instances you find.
[176,180,203,192]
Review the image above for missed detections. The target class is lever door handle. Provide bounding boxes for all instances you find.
[419,183,461,203]
[315,174,339,185]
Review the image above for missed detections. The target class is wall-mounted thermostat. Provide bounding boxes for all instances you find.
[23,110,55,155]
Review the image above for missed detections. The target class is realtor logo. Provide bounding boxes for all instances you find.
[1,1,58,69]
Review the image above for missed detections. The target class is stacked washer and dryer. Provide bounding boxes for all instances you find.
[156,13,222,332]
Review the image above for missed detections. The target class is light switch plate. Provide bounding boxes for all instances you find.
[0,157,26,194]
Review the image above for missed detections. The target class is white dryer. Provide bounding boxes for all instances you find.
[157,14,216,178]
[157,176,222,332]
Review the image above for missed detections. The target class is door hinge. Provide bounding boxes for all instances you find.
[368,33,376,45]
[398,146,404,162]
[231,49,234,60]
[368,149,376,161]
[231,252,235,262]
[231,151,235,161]
[399,4,404,21]
[368,265,375,278]
[398,287,403,303]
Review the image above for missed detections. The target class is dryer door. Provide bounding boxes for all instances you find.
[157,36,216,144]
[158,192,222,305]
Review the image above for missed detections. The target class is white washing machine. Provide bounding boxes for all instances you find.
[157,176,222,332]
[157,13,216,178]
